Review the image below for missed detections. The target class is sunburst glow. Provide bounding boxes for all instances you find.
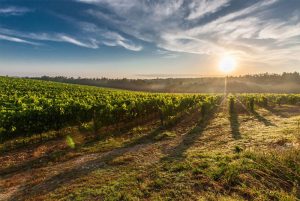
[219,55,237,73]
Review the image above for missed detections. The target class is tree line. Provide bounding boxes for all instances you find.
[30,72,300,93]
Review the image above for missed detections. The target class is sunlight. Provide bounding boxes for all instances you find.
[219,55,237,73]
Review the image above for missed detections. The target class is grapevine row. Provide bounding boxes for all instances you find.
[233,94,300,112]
[0,77,220,141]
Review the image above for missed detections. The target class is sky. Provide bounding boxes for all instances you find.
[0,0,300,78]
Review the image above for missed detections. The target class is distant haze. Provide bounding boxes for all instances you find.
[33,72,300,93]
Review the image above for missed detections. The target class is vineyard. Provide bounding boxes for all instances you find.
[2,77,300,141]
[0,76,220,141]
[1,77,300,200]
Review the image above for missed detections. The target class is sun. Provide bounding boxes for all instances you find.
[219,55,237,73]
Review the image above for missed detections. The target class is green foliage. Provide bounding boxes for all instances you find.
[228,96,235,113]
[154,131,176,141]
[5,76,300,142]
[237,93,300,113]
[0,77,221,141]
[247,97,255,112]
[234,145,243,153]
[66,135,75,149]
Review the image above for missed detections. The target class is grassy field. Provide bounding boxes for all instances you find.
[1,98,300,200]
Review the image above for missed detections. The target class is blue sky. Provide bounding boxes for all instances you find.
[0,0,300,78]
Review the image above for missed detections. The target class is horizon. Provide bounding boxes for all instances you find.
[3,71,300,80]
[1,0,300,77]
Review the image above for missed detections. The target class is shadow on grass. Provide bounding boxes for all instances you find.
[0,149,71,177]
[7,129,163,201]
[7,110,196,201]
[83,118,158,151]
[229,108,241,140]
[162,108,217,160]
[0,117,160,178]
[252,110,276,126]
[261,105,287,118]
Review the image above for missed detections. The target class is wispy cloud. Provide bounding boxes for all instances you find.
[186,0,230,20]
[0,6,31,16]
[0,25,142,51]
[0,27,99,48]
[156,49,178,59]
[103,39,142,51]
[58,35,99,49]
[97,30,142,51]
[78,21,142,51]
[32,33,99,49]
[0,34,38,45]
[77,0,300,65]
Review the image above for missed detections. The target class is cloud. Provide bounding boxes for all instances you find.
[258,21,300,40]
[81,0,186,42]
[0,6,31,16]
[29,33,100,49]
[58,35,99,49]
[2,0,300,67]
[0,34,38,45]
[0,27,99,48]
[41,14,143,51]
[105,39,142,51]
[76,0,300,66]
[186,0,230,20]
[0,24,142,51]
[78,21,142,51]
[156,49,178,59]
[99,31,142,51]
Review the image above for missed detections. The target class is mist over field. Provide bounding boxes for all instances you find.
[35,72,300,93]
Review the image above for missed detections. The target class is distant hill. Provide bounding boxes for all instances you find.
[31,72,300,93]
